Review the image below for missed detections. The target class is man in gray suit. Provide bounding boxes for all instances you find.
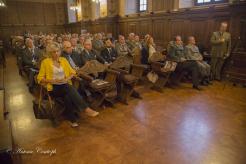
[185,36,211,85]
[92,33,104,55]
[169,36,201,90]
[210,22,231,81]
[115,35,131,57]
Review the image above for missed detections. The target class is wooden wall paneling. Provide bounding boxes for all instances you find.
[169,20,186,40]
[55,3,67,25]
[153,0,164,12]
[127,22,137,34]
[139,20,151,37]
[118,22,127,36]
[44,3,57,25]
[152,19,165,44]
[189,20,210,46]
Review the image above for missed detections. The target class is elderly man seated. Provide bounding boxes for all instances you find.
[81,39,107,66]
[70,37,80,54]
[168,35,202,90]
[92,33,105,56]
[115,35,132,57]
[77,35,85,54]
[126,33,137,51]
[22,38,42,92]
[184,36,211,85]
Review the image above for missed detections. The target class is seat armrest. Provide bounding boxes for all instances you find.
[77,72,93,82]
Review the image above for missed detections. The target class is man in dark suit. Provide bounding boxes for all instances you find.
[81,39,106,66]
[61,41,83,69]
[22,38,41,92]
[79,39,107,101]
[100,38,118,64]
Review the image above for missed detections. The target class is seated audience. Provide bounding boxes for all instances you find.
[100,38,118,63]
[56,36,63,49]
[77,35,85,54]
[92,33,104,55]
[135,35,142,50]
[37,42,99,127]
[81,39,106,66]
[126,33,136,51]
[70,37,79,54]
[22,38,41,92]
[184,36,211,85]
[169,35,202,90]
[62,41,83,69]
[141,34,151,64]
[146,37,166,63]
[115,35,131,57]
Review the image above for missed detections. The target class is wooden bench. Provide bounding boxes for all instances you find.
[112,64,147,105]
[77,69,119,109]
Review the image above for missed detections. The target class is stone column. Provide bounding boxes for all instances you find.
[119,0,125,17]
[147,0,153,13]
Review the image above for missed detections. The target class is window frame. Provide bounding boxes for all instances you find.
[138,0,148,12]
[194,0,228,6]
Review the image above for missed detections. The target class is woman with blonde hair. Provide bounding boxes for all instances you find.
[147,37,165,62]
[37,42,99,127]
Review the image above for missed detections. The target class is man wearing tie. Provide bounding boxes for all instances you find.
[61,41,83,69]
[210,22,231,81]
[100,38,118,63]
[80,39,106,66]
[22,38,41,92]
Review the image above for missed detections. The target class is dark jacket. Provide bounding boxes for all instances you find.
[22,47,40,68]
[80,49,106,66]
[61,51,83,68]
[100,47,117,63]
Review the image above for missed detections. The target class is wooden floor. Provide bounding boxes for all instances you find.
[4,54,246,164]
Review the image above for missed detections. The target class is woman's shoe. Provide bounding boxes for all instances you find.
[69,121,79,128]
[85,108,99,117]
